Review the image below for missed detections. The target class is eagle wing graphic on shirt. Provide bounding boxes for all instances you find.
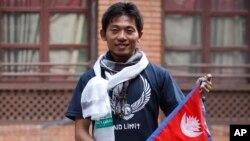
[131,75,151,112]
[111,75,151,120]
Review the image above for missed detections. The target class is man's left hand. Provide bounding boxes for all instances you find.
[197,73,213,94]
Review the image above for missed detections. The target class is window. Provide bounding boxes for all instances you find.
[0,0,92,81]
[163,0,249,85]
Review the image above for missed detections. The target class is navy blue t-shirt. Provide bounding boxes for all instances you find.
[65,63,185,141]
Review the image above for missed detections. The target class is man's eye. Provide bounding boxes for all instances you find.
[111,29,119,33]
[126,29,134,34]
[127,30,133,33]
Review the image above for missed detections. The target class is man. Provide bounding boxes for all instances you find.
[65,2,212,141]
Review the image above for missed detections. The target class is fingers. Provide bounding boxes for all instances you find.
[200,73,213,93]
[201,81,212,93]
[196,74,212,83]
[206,73,212,82]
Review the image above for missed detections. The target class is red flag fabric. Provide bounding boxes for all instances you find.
[147,84,212,141]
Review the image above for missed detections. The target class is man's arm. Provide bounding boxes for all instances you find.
[75,118,94,141]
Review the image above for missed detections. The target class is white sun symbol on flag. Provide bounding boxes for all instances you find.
[180,113,203,137]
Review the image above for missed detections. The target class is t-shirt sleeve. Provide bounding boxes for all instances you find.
[159,70,185,116]
[65,69,96,121]
[65,76,85,120]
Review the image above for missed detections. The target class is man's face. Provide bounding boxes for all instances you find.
[101,15,142,62]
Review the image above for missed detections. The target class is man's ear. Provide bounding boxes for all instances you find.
[138,31,143,39]
[137,31,143,43]
[100,29,107,41]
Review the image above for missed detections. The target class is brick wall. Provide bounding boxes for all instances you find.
[97,0,162,64]
[0,125,74,141]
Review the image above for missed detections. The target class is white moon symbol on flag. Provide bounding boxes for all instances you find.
[180,113,203,137]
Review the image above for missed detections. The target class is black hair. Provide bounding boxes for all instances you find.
[101,2,144,34]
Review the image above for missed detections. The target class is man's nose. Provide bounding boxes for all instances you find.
[117,31,127,40]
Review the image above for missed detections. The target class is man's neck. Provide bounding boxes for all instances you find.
[108,50,136,63]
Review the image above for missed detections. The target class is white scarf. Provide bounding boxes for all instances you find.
[81,51,149,141]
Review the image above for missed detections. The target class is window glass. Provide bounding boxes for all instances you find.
[211,0,249,11]
[163,0,249,84]
[0,0,92,82]
[211,51,246,65]
[0,0,41,7]
[1,13,40,44]
[49,48,88,74]
[164,51,201,73]
[211,16,247,46]
[49,13,88,44]
[211,51,247,83]
[165,51,200,65]
[1,49,39,73]
[164,0,201,10]
[49,0,87,8]
[164,15,201,46]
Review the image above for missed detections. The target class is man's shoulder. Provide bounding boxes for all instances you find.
[143,63,171,85]
[79,68,96,82]
[145,63,170,74]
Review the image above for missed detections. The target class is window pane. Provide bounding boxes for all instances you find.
[211,51,246,65]
[49,13,88,44]
[211,0,249,11]
[164,51,201,73]
[1,13,40,44]
[211,51,247,83]
[164,0,201,10]
[211,16,247,46]
[0,0,41,7]
[1,49,39,73]
[49,49,88,74]
[165,51,200,65]
[164,15,201,46]
[49,0,87,8]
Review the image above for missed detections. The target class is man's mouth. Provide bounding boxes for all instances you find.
[116,44,128,49]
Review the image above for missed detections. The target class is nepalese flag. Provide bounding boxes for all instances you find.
[147,84,213,141]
